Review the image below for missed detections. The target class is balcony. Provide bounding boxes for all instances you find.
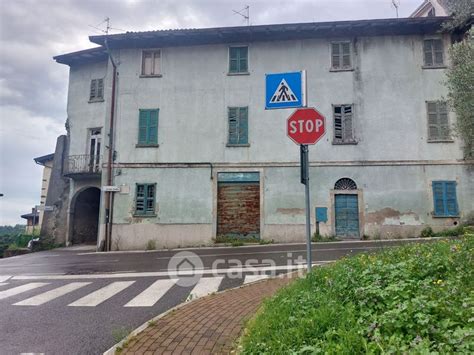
[64,154,102,178]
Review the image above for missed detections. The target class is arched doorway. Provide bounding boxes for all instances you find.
[71,187,100,245]
[334,178,360,238]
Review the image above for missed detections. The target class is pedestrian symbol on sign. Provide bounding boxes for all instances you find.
[270,79,297,103]
[265,71,305,109]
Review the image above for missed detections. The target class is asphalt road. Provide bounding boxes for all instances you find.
[0,239,430,355]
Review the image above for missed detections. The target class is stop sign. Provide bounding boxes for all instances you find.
[287,107,326,145]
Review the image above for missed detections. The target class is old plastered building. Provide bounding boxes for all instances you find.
[53,17,473,250]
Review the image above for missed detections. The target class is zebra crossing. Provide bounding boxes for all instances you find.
[0,274,270,308]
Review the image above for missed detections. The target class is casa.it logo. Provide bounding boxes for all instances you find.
[167,251,204,287]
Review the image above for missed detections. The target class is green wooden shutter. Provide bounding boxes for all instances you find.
[238,107,248,144]
[145,184,155,214]
[432,181,444,216]
[136,184,145,214]
[229,48,238,73]
[97,79,104,99]
[239,47,248,72]
[433,181,458,216]
[148,110,159,144]
[90,79,97,100]
[228,108,238,144]
[445,181,458,216]
[424,40,433,66]
[138,110,149,144]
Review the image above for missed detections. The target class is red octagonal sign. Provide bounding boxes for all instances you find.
[287,107,326,145]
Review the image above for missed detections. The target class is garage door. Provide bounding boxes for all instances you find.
[335,194,359,238]
[217,172,260,238]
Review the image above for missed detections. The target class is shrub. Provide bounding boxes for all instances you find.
[312,233,338,242]
[214,235,260,244]
[419,226,435,238]
[240,235,474,354]
[145,240,156,250]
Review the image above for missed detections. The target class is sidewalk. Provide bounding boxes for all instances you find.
[116,275,296,354]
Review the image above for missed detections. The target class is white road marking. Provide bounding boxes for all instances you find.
[243,274,270,284]
[189,277,223,299]
[14,282,91,306]
[154,246,381,260]
[124,279,176,307]
[68,281,134,307]
[0,283,49,300]
[0,283,8,287]
[0,276,11,282]
[12,264,311,280]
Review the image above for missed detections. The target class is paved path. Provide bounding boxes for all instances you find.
[118,275,295,354]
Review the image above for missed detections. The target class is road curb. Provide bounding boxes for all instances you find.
[81,237,443,256]
[103,271,299,355]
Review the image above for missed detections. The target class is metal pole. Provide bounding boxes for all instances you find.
[303,145,312,271]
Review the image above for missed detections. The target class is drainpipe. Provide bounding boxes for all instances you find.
[104,37,117,252]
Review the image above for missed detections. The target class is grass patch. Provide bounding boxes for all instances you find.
[311,233,339,242]
[111,326,133,344]
[214,235,273,246]
[240,233,474,354]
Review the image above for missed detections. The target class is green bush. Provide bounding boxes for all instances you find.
[419,226,435,238]
[434,225,465,237]
[312,233,338,242]
[214,235,260,244]
[240,236,474,354]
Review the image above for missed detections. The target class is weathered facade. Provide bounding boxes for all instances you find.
[53,17,473,250]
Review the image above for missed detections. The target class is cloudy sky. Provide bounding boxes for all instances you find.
[0,0,422,225]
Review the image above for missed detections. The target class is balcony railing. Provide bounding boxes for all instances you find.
[64,154,102,177]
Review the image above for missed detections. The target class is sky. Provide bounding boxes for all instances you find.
[0,0,423,225]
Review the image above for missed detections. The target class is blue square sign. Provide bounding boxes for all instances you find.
[265,71,305,109]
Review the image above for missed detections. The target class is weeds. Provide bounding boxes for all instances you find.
[145,240,156,250]
[240,233,474,354]
[311,233,338,242]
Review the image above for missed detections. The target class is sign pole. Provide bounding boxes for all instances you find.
[301,144,312,271]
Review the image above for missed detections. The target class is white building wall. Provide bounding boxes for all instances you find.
[63,32,473,250]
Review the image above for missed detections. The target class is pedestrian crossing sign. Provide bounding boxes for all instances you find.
[265,71,306,109]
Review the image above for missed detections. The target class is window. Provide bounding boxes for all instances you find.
[228,107,248,146]
[229,46,248,74]
[423,39,444,67]
[138,109,159,146]
[432,181,458,217]
[89,79,104,101]
[333,105,355,144]
[141,50,161,76]
[334,178,357,190]
[331,42,351,70]
[427,101,450,141]
[135,184,156,215]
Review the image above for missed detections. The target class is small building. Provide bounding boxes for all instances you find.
[21,208,39,235]
[34,153,54,230]
[52,16,473,250]
[410,0,448,17]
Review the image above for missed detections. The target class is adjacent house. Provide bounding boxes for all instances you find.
[21,208,39,235]
[410,0,449,17]
[53,16,473,250]
[34,153,54,229]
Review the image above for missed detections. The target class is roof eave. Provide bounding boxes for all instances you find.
[89,17,450,49]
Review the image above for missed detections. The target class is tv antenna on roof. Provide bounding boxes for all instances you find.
[391,0,400,18]
[233,5,250,26]
[88,17,126,35]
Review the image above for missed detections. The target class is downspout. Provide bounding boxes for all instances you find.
[104,37,117,251]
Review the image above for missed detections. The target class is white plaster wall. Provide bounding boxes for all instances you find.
[62,32,473,249]
[67,61,110,156]
[109,34,462,165]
